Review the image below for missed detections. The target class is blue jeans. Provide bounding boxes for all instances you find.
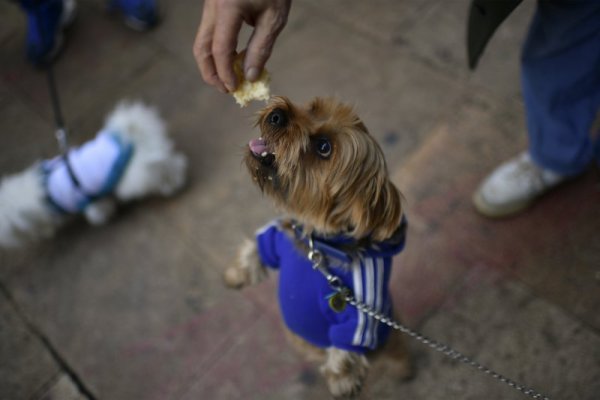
[522,0,600,175]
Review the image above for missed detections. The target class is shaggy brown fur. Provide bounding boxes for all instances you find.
[227,97,412,399]
[246,96,402,242]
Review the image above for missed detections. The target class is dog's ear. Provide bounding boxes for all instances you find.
[372,179,403,242]
[350,177,403,242]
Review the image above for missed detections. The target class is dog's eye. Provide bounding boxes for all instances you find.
[267,108,287,128]
[315,138,332,159]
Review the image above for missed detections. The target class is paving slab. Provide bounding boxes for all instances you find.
[370,279,600,400]
[400,0,535,100]
[0,0,160,137]
[391,95,600,330]
[0,80,57,174]
[0,291,61,400]
[0,0,598,399]
[390,94,527,326]
[178,310,324,400]
[2,203,248,399]
[303,0,436,45]
[39,374,87,400]
[147,0,204,64]
[303,0,534,102]
[0,1,26,43]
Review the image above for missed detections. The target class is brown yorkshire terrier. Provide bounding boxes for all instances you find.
[225,97,412,398]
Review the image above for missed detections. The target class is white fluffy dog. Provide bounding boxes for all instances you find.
[0,102,187,247]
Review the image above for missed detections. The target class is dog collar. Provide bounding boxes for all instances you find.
[293,224,355,263]
[292,217,408,263]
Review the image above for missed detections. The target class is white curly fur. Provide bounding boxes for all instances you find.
[0,101,187,247]
[107,102,187,200]
[0,165,60,247]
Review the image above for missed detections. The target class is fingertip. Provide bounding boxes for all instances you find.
[213,77,229,93]
[224,79,237,93]
[203,71,229,93]
[245,67,260,82]
[212,55,238,92]
[222,76,237,93]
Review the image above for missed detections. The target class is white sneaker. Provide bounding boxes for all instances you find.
[473,152,566,217]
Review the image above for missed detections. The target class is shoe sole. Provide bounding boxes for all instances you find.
[472,189,535,219]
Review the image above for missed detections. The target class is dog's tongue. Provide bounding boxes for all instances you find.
[249,138,268,156]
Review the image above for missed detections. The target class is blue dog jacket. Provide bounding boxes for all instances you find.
[42,130,133,213]
[256,219,406,354]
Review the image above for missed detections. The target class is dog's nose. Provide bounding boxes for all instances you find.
[267,108,288,128]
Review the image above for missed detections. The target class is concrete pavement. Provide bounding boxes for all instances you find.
[1,1,599,399]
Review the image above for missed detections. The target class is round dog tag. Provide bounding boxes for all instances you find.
[328,292,347,313]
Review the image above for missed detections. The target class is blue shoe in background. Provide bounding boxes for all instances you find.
[109,0,159,31]
[20,0,76,65]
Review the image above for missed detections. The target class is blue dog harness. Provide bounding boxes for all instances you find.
[255,219,407,354]
[41,130,133,213]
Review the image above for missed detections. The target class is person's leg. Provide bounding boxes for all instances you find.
[474,0,600,218]
[522,0,600,175]
[19,0,77,65]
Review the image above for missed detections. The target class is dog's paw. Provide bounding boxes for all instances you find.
[224,239,267,289]
[84,198,117,225]
[223,266,247,288]
[321,348,369,399]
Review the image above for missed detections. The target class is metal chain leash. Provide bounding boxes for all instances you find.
[306,238,551,400]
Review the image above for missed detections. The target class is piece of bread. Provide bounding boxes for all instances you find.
[232,54,271,107]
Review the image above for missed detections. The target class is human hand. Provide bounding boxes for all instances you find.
[194,0,291,93]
